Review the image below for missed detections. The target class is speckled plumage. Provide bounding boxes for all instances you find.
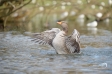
[32,21,80,54]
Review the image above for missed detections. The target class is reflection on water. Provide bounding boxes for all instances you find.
[2,18,112,36]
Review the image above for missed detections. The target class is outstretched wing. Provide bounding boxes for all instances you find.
[31,28,60,47]
[65,29,80,53]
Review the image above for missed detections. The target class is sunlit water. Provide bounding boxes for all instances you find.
[0,20,112,74]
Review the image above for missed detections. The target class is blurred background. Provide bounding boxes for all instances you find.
[0,0,112,74]
[0,0,112,35]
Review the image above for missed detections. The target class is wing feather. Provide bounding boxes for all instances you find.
[31,28,60,46]
[65,36,80,53]
[65,29,80,53]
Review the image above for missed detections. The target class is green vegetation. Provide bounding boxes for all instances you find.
[0,0,112,31]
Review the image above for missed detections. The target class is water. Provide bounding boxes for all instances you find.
[0,20,112,74]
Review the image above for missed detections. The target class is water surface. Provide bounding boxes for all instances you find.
[0,18,112,74]
[0,28,112,74]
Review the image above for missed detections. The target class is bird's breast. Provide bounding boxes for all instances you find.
[52,32,69,54]
[53,34,65,48]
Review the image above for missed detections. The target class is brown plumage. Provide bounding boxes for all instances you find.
[32,21,80,54]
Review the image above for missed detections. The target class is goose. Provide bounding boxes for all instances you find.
[87,20,98,27]
[32,21,80,54]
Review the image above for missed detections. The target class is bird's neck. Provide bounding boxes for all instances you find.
[61,23,68,34]
[62,27,68,35]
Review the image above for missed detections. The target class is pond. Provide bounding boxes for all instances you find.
[0,20,112,74]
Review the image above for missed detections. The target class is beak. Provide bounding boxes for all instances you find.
[57,21,62,25]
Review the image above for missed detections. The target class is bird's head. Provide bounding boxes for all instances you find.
[57,21,68,33]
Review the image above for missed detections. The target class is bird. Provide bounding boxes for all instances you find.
[87,20,98,27]
[31,21,80,54]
